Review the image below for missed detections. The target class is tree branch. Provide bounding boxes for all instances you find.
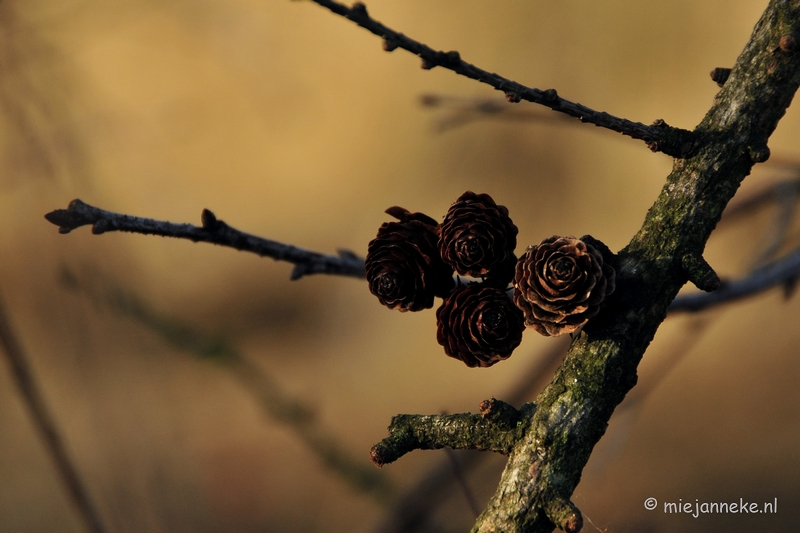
[670,245,800,312]
[45,199,365,280]
[308,0,696,157]
[0,294,107,533]
[370,399,534,467]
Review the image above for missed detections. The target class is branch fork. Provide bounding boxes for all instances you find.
[369,399,534,467]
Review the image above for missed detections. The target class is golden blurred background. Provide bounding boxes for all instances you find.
[1,1,798,531]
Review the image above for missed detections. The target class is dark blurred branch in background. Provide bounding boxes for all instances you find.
[669,247,800,312]
[419,94,572,133]
[0,294,108,533]
[721,177,800,268]
[0,2,92,189]
[58,267,394,503]
[307,0,696,157]
[45,199,365,280]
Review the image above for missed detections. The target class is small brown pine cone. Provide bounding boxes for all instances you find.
[436,283,525,367]
[365,206,455,312]
[513,235,615,337]
[438,191,518,284]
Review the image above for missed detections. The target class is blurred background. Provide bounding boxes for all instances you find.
[1,1,798,531]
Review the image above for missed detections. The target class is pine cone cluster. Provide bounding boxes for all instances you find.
[365,191,616,368]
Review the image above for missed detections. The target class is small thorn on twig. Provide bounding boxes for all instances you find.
[201,208,218,230]
[444,50,461,66]
[290,264,309,281]
[682,253,721,292]
[382,38,398,52]
[421,57,436,70]
[542,88,559,103]
[505,92,521,103]
[92,220,109,235]
[710,67,732,87]
[748,144,771,163]
[350,2,368,17]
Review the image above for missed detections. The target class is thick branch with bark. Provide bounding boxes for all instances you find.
[371,399,534,467]
[44,199,365,280]
[309,0,696,157]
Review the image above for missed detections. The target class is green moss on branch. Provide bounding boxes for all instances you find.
[370,400,534,466]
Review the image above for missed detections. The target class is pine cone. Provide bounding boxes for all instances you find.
[513,235,615,337]
[438,191,518,284]
[365,206,454,312]
[436,283,525,367]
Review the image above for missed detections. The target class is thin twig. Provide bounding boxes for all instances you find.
[0,293,107,533]
[370,401,530,467]
[308,0,696,157]
[45,199,365,280]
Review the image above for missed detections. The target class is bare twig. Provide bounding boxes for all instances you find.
[371,400,532,467]
[307,0,696,158]
[45,199,365,280]
[0,293,107,533]
[58,267,395,502]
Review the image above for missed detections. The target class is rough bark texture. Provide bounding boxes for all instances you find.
[467,2,800,531]
[371,400,535,466]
